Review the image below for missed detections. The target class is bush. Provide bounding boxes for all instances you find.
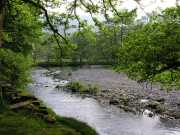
[0,49,32,89]
[66,82,99,95]
[66,82,86,93]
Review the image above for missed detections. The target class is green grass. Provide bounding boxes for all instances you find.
[0,89,98,135]
[0,108,98,135]
[66,82,99,95]
[57,117,98,135]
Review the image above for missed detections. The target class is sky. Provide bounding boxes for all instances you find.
[48,0,179,20]
[48,0,179,32]
[121,0,178,18]
[72,0,178,24]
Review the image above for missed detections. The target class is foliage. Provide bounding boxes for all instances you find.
[0,108,98,135]
[0,0,43,89]
[0,49,32,89]
[66,82,99,95]
[4,0,43,55]
[57,117,98,135]
[116,7,180,89]
[33,9,136,66]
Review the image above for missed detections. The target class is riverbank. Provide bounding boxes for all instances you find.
[29,67,180,135]
[0,89,98,135]
[47,66,180,121]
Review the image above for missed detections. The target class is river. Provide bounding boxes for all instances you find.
[28,67,180,135]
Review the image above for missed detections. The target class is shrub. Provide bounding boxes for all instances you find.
[0,49,32,89]
[66,82,86,93]
[66,82,99,95]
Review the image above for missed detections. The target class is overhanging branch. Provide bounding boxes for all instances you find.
[21,0,68,44]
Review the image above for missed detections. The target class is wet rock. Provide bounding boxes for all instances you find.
[10,101,31,109]
[38,109,49,115]
[170,112,180,119]
[148,112,154,117]
[119,96,129,106]
[39,106,47,110]
[146,101,161,110]
[32,101,41,106]
[144,101,166,114]
[118,105,136,114]
[155,97,165,103]
[155,105,165,113]
[101,89,109,93]
[177,103,180,107]
[109,99,119,105]
[68,72,72,76]
[55,85,61,89]
[140,99,149,103]
[143,109,154,117]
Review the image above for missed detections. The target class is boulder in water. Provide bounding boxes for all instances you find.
[109,99,119,105]
[143,109,154,117]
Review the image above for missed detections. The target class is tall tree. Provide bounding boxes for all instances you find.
[0,0,7,47]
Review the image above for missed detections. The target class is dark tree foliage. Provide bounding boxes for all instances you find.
[116,7,180,89]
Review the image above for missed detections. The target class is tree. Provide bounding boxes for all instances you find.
[116,6,180,89]
[70,24,96,65]
[0,0,7,47]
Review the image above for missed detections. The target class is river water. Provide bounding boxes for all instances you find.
[28,68,180,135]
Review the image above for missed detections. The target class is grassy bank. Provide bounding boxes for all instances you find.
[0,109,98,135]
[0,90,98,135]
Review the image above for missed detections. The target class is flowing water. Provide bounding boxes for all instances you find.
[28,68,180,135]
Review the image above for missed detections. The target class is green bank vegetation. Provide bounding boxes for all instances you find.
[66,82,99,95]
[0,106,98,135]
[0,89,98,135]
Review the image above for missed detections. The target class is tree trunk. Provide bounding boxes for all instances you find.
[0,14,3,47]
[0,0,6,47]
[58,47,63,66]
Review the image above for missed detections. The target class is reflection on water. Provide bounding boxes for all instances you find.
[28,68,180,135]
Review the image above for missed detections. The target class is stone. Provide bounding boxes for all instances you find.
[140,99,149,103]
[32,101,41,106]
[109,99,119,105]
[55,85,60,89]
[10,101,31,109]
[171,112,180,119]
[39,106,47,109]
[156,98,165,103]
[155,105,165,113]
[148,112,154,117]
[119,96,129,105]
[146,101,160,110]
[143,109,154,117]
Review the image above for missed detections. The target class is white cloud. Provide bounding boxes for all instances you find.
[119,0,177,18]
[48,0,177,21]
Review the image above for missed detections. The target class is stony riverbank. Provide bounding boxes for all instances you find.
[0,87,98,135]
[47,66,180,121]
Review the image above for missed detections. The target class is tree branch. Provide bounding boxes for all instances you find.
[21,0,68,44]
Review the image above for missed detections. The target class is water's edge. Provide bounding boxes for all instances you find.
[28,67,180,135]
